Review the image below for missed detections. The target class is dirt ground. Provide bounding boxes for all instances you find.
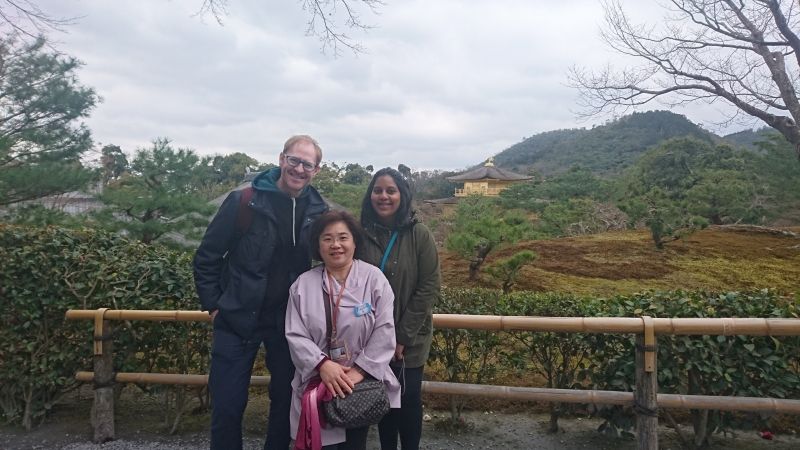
[2,388,799,450]
[440,227,800,295]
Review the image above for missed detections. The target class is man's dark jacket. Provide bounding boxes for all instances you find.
[193,168,328,338]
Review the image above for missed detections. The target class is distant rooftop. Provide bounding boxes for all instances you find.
[447,158,532,181]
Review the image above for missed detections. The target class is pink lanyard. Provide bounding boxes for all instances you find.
[326,271,346,339]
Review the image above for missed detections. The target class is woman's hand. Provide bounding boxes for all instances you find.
[344,365,366,385]
[319,360,354,398]
[394,344,405,361]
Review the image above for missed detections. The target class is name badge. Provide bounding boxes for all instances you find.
[329,337,349,362]
[354,302,372,317]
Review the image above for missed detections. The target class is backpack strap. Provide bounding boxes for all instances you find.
[236,186,255,235]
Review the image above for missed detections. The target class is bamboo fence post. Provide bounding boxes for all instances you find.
[91,308,115,443]
[635,316,658,450]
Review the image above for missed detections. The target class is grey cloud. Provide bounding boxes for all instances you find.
[37,0,750,170]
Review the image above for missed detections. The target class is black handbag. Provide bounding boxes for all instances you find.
[322,377,390,428]
[321,286,390,428]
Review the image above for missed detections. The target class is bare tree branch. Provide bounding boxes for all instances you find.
[763,0,800,67]
[569,0,800,158]
[0,0,79,40]
[194,0,228,26]
[196,0,382,55]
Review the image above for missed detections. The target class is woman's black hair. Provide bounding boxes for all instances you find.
[360,167,413,229]
[309,210,365,261]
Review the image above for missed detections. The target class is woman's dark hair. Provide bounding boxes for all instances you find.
[309,210,365,261]
[360,167,413,229]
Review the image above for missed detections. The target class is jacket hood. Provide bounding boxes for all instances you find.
[251,167,313,198]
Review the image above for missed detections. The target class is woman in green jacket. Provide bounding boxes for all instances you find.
[359,168,441,450]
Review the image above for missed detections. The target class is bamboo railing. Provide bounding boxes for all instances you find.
[66,309,800,449]
[65,309,800,335]
[72,372,800,414]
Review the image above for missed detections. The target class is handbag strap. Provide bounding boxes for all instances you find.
[323,277,332,345]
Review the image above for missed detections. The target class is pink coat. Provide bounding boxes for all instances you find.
[286,259,401,446]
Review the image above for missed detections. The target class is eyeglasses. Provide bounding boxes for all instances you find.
[283,154,318,171]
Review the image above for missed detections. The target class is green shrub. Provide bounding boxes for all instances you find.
[498,291,595,432]
[429,287,799,444]
[0,225,208,429]
[485,250,537,294]
[430,287,505,421]
[583,290,800,446]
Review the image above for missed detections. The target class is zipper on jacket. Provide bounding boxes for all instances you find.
[291,197,296,246]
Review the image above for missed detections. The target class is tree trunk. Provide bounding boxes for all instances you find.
[449,396,460,422]
[688,369,710,448]
[548,403,560,433]
[691,410,710,449]
[648,221,665,249]
[468,243,492,280]
[468,260,481,281]
[22,387,33,431]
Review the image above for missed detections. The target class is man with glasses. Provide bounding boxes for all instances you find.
[194,135,329,449]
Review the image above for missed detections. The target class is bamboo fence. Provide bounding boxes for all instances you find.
[65,309,800,335]
[66,309,800,449]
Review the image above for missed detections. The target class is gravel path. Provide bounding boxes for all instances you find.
[2,387,798,450]
[4,410,800,450]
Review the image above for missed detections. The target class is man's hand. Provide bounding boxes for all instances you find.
[344,365,366,385]
[319,360,354,398]
[209,310,218,322]
[394,344,405,361]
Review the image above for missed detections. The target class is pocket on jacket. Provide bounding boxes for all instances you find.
[417,317,432,335]
[217,272,243,311]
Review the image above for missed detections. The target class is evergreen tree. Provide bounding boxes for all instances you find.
[341,163,371,185]
[95,139,214,245]
[484,250,537,294]
[446,196,535,280]
[0,35,97,206]
[749,133,800,221]
[617,138,758,247]
[194,152,267,200]
[100,145,128,185]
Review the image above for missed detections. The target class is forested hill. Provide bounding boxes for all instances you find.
[719,127,777,151]
[493,110,715,176]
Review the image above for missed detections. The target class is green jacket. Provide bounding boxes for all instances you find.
[360,216,441,368]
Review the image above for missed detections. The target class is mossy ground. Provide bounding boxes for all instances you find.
[441,227,800,296]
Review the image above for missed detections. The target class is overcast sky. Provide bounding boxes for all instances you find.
[37,0,750,171]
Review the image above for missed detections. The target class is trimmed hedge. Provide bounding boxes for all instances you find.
[0,225,207,429]
[428,288,505,419]
[431,287,800,439]
[585,290,800,442]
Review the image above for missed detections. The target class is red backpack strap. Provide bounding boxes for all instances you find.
[236,187,255,235]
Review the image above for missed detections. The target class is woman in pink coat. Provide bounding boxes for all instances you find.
[286,210,401,450]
